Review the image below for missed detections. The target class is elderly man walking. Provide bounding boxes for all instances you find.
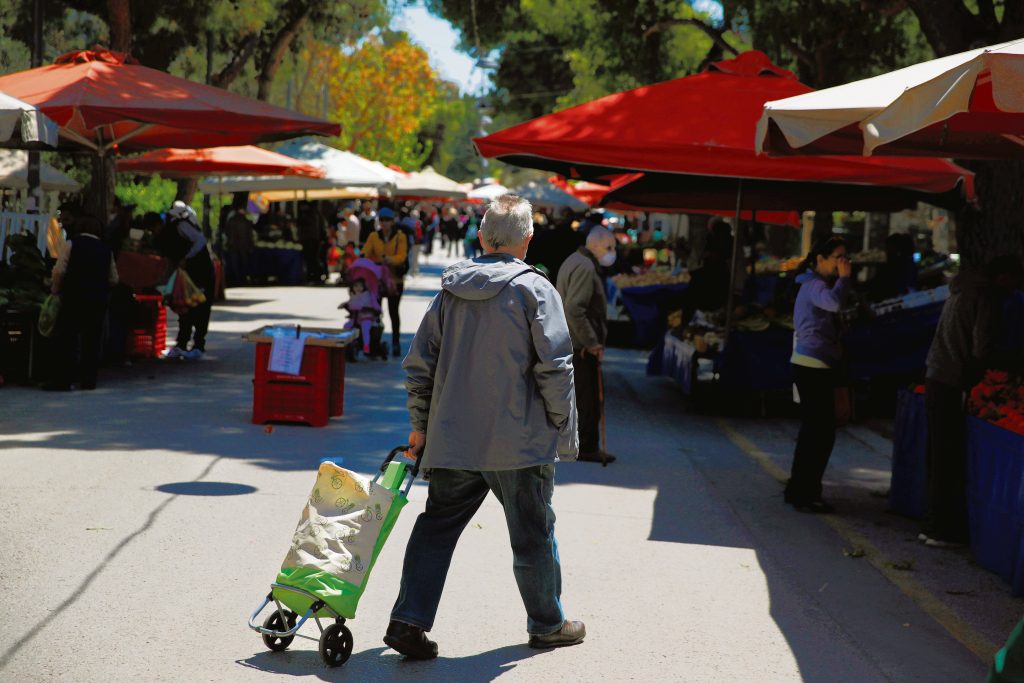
[556,227,618,464]
[383,194,584,660]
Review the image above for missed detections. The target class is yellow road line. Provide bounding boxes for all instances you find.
[716,418,999,664]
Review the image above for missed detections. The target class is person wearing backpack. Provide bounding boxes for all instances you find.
[159,201,215,360]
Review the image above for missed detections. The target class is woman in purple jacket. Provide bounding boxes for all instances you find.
[785,237,851,513]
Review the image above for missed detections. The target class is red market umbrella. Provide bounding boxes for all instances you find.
[475,51,974,208]
[116,145,326,178]
[548,176,609,206]
[550,174,801,227]
[0,49,340,153]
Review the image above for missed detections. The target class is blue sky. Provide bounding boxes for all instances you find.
[393,1,725,94]
[391,3,489,95]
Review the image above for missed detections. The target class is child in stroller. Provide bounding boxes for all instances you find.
[340,258,392,360]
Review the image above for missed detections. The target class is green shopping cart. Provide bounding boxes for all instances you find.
[248,446,419,667]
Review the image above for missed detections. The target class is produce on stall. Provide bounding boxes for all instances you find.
[968,370,1024,436]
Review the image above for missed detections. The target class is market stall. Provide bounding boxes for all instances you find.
[890,371,1024,595]
[475,51,974,373]
[118,146,326,288]
[655,293,950,397]
[610,272,691,347]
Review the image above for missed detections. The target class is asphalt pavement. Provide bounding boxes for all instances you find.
[0,250,997,682]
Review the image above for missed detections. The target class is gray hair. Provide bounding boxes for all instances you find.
[586,226,614,249]
[480,194,533,249]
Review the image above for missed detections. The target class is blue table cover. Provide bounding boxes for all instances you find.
[250,247,304,285]
[890,389,928,519]
[846,301,945,380]
[714,326,795,393]
[967,417,1024,596]
[618,283,689,347]
[659,333,697,395]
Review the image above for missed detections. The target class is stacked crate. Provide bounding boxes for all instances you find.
[126,293,167,358]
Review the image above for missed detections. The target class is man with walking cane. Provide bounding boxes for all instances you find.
[557,227,617,465]
[384,194,585,660]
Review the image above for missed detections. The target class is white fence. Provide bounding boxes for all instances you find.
[0,212,51,261]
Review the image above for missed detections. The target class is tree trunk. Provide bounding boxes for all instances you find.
[256,2,312,102]
[87,155,117,221]
[954,159,1024,267]
[106,0,132,53]
[211,33,259,89]
[176,178,199,206]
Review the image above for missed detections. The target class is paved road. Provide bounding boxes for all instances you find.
[0,255,989,681]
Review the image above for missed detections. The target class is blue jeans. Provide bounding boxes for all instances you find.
[391,465,565,635]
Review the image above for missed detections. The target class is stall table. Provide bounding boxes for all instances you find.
[243,326,357,427]
[250,247,304,285]
[967,417,1024,596]
[653,300,947,395]
[617,282,689,347]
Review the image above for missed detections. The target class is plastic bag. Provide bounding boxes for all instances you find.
[170,268,206,315]
[37,294,61,337]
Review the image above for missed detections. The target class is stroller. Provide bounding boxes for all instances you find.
[340,257,392,360]
[248,447,420,667]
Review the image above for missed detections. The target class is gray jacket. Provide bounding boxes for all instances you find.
[404,253,579,470]
[926,270,1006,389]
[556,248,607,350]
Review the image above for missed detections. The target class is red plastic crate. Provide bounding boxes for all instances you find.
[125,297,167,358]
[254,343,331,384]
[251,342,333,427]
[252,379,330,427]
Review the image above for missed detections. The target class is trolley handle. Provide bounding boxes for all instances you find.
[380,444,422,480]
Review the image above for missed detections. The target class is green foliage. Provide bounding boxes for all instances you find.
[419,87,486,181]
[115,175,180,216]
[722,0,933,87]
[427,0,746,123]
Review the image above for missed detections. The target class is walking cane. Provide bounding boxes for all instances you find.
[597,357,608,467]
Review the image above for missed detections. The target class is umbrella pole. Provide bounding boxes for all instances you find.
[724,179,743,343]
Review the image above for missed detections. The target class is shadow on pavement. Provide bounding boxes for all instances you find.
[236,643,551,681]
[154,481,258,496]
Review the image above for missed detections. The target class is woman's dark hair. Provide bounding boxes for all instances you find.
[800,236,846,274]
[141,212,164,230]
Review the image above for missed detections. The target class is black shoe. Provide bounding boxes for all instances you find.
[383,621,438,660]
[42,383,71,391]
[577,451,616,464]
[528,620,586,649]
[392,341,401,358]
[790,499,835,514]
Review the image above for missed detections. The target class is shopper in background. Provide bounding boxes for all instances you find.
[162,201,215,360]
[358,202,377,247]
[441,206,460,257]
[556,226,617,464]
[363,207,408,357]
[222,198,255,287]
[785,236,851,514]
[921,255,1024,547]
[49,214,119,390]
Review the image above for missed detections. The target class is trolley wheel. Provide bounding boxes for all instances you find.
[319,621,353,667]
[261,610,297,652]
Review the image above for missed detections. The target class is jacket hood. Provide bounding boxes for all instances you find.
[442,253,536,301]
[795,270,819,285]
[950,268,996,294]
